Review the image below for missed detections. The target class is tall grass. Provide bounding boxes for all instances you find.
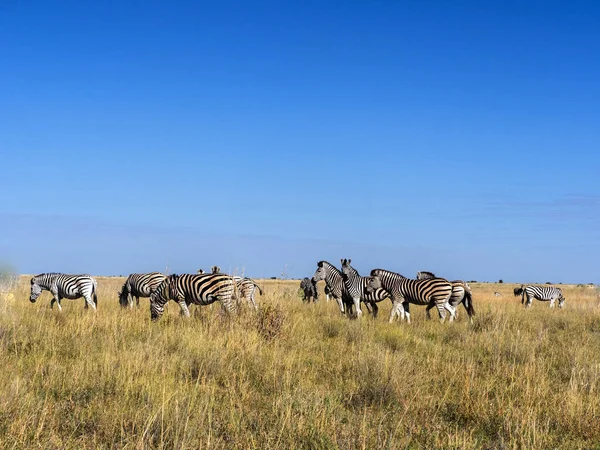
[0,278,599,448]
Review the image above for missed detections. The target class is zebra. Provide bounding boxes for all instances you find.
[118,272,167,308]
[30,273,98,311]
[494,292,502,297]
[209,266,261,309]
[366,269,454,323]
[416,271,475,322]
[312,261,357,316]
[149,273,237,321]
[513,285,566,308]
[340,259,391,319]
[300,277,319,303]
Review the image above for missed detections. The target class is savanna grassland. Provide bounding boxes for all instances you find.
[0,277,600,449]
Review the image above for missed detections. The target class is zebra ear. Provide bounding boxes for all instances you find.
[317,261,323,268]
[348,259,351,264]
[340,258,344,265]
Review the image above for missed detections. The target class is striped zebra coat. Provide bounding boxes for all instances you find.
[30,273,98,311]
[149,273,237,321]
[416,271,475,322]
[300,277,318,303]
[340,259,391,319]
[233,276,262,310]
[313,261,368,317]
[367,269,454,323]
[119,272,167,308]
[209,266,262,310]
[514,285,566,308]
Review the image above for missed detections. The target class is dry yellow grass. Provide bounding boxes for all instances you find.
[0,276,599,449]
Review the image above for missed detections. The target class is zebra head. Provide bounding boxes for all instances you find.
[312,261,327,282]
[29,277,42,302]
[367,270,383,292]
[149,275,175,321]
[558,293,566,308]
[340,258,353,278]
[118,288,129,307]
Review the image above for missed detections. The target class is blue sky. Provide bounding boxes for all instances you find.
[1,1,599,283]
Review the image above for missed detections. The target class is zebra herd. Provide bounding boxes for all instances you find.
[29,269,263,321]
[307,259,474,323]
[28,261,567,322]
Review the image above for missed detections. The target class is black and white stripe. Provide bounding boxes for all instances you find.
[233,276,262,310]
[514,284,566,308]
[367,269,454,323]
[340,259,390,319]
[312,261,355,316]
[209,266,261,309]
[118,272,167,308]
[30,273,98,311]
[149,273,237,321]
[300,277,319,303]
[416,271,475,322]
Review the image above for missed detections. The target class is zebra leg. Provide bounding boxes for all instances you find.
[56,298,63,312]
[370,302,379,319]
[444,303,456,322]
[353,297,362,319]
[84,294,97,311]
[549,299,555,308]
[389,299,403,323]
[525,295,533,308]
[435,302,447,323]
[136,296,140,308]
[177,300,191,317]
[128,293,134,309]
[403,302,411,323]
[425,302,435,320]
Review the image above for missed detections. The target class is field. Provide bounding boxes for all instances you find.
[1,277,600,449]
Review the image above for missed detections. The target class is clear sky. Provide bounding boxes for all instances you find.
[1,1,599,283]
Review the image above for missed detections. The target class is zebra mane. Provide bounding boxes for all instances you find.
[318,261,343,275]
[417,271,436,279]
[370,268,406,279]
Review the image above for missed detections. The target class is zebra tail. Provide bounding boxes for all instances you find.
[93,284,98,306]
[464,290,475,317]
[256,284,263,296]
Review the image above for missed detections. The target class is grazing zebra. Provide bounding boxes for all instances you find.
[30,273,98,311]
[209,266,261,309]
[367,269,454,323]
[416,271,475,322]
[514,285,566,308]
[149,273,236,321]
[312,261,357,316]
[300,277,319,303]
[340,259,391,319]
[494,292,502,297]
[118,272,167,308]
